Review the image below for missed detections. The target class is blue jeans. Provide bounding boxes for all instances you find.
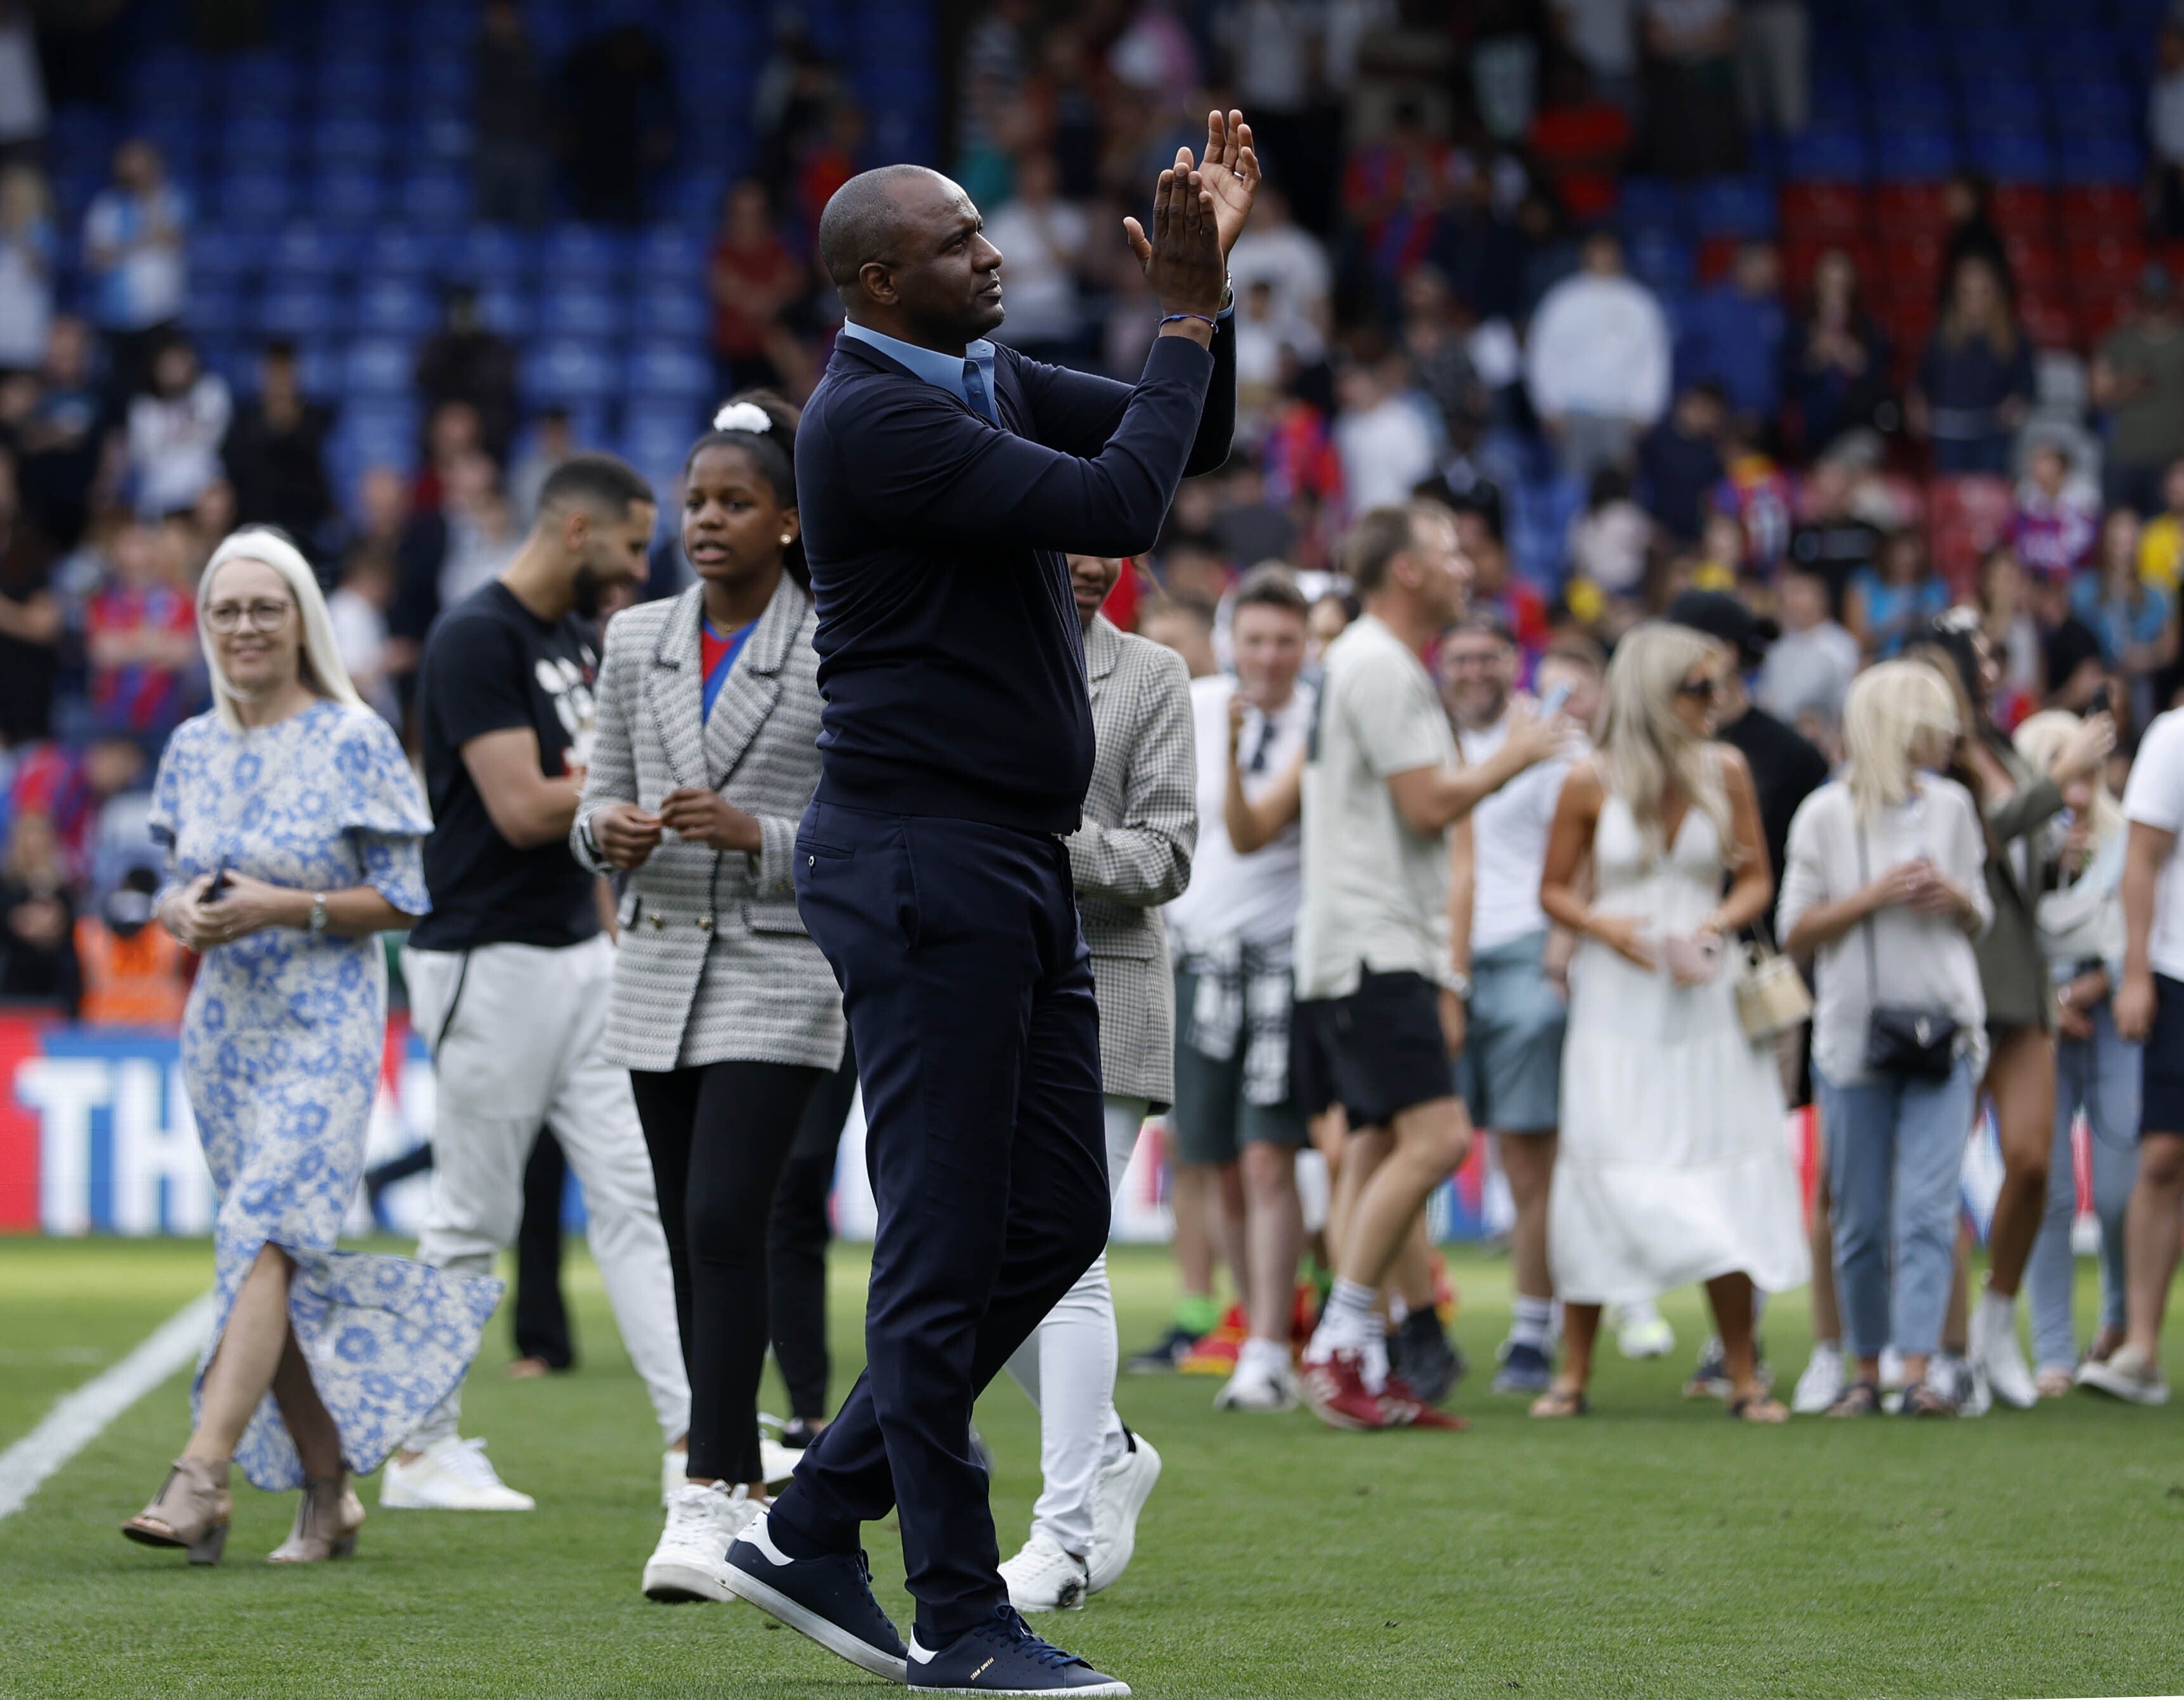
[2025,1004,2140,1372]
[1817,1058,1977,1361]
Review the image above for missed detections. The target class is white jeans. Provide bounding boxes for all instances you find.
[402,936,689,1448]
[1003,1094,1148,1556]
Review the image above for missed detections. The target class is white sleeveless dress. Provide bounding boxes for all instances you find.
[1549,791,1811,1306]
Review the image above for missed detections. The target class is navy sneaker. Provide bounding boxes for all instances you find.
[1125,1325,1200,1373]
[1389,1309,1466,1404]
[909,1604,1129,1695]
[724,1512,909,1683]
[1491,1339,1552,1395]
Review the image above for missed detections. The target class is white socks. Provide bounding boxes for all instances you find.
[1509,1294,1555,1351]
[1237,1336,1290,1378]
[1311,1278,1377,1352]
[1976,1288,2016,1332]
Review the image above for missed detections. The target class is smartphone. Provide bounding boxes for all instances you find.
[1539,680,1573,718]
[2088,684,2112,718]
[202,865,231,903]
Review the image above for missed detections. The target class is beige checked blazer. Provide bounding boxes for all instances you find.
[573,579,845,1074]
[1070,615,1198,1108]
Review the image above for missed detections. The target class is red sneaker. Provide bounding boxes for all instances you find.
[1300,1349,1392,1430]
[1382,1385,1470,1431]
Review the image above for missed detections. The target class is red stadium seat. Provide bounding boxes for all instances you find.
[1696,235,1739,285]
[1782,235,1878,298]
[1928,475,2015,594]
[1874,182,1951,239]
[1779,181,1866,239]
[2057,183,2144,238]
[2016,288,2081,349]
[2074,283,2135,342]
[2001,231,2061,289]
[1879,231,1947,293]
[1989,183,2055,240]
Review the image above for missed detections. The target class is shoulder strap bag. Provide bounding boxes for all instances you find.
[1857,826,1958,1080]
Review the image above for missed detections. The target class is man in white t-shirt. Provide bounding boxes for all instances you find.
[1157,568,1316,1413]
[1294,502,1565,1429]
[2088,707,2184,1404]
[982,152,1090,363]
[1225,186,1331,331]
[1443,616,1589,1395]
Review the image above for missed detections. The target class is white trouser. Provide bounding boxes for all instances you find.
[1003,1094,1148,1556]
[402,936,690,1448]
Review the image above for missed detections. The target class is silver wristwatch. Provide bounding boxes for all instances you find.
[307,893,328,935]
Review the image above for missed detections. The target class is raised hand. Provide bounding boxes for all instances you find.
[1199,108,1260,259]
[1122,150,1226,323]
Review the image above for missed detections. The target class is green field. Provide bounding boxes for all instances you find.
[1,1236,2180,1700]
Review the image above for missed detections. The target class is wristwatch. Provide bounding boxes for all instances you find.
[1445,969,1473,1001]
[307,893,328,935]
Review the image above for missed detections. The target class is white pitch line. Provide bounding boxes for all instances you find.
[0,1291,214,1521]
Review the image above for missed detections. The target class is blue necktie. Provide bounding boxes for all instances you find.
[963,358,998,425]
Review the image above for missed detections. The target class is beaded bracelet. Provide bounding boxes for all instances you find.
[1160,312,1218,328]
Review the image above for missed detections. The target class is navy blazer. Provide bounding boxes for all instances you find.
[796,323,1235,834]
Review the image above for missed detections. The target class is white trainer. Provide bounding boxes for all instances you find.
[661,1446,687,1509]
[2076,1343,2172,1405]
[1214,1354,1300,1413]
[379,1437,536,1510]
[1790,1342,1845,1415]
[999,1530,1089,1613]
[1969,1288,2038,1410]
[1613,1301,1675,1360]
[759,1437,803,1486]
[643,1481,760,1602]
[1878,1346,1905,1392]
[1086,1429,1160,1595]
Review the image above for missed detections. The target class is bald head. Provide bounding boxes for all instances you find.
[819,165,1007,349]
[819,165,956,290]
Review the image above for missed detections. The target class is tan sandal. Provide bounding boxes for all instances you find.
[1528,1384,1590,1418]
[1727,1392,1790,1423]
[268,1471,365,1562]
[121,1457,231,1564]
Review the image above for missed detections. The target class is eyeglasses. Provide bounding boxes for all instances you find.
[204,598,295,633]
[1675,676,1719,701]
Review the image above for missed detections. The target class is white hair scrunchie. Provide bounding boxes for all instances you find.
[713,401,774,435]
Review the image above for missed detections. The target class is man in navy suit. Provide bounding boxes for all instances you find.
[724,117,1256,1697]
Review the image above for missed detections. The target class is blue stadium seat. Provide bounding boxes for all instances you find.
[312,117,389,169]
[1961,91,2048,138]
[1949,27,2034,80]
[539,289,625,340]
[540,224,630,282]
[1686,177,1776,238]
[361,225,451,278]
[333,399,420,473]
[267,223,361,279]
[355,278,438,337]
[216,113,297,171]
[315,60,392,118]
[521,340,618,406]
[622,405,706,479]
[408,114,472,167]
[412,4,479,51]
[1623,229,1694,297]
[2057,134,2146,182]
[400,171,471,232]
[2050,79,2136,134]
[1785,126,1873,181]
[134,113,205,177]
[309,169,386,229]
[1969,131,2055,180]
[626,341,712,402]
[219,52,302,112]
[450,225,539,284]
[474,283,538,339]
[259,283,346,339]
[51,104,117,161]
[630,287,709,340]
[126,53,205,120]
[220,171,294,230]
[182,289,249,338]
[1884,129,1962,179]
[190,226,274,283]
[410,55,474,111]
[632,224,707,280]
[343,337,417,397]
[1617,178,1684,237]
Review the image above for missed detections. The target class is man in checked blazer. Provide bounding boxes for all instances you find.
[997,552,1195,1615]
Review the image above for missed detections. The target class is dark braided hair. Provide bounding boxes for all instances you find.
[686,388,806,587]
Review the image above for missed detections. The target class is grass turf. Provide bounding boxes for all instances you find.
[0,1236,2180,1699]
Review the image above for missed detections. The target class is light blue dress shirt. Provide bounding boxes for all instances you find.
[840,321,998,414]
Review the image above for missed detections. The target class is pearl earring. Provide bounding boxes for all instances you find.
[780,535,793,546]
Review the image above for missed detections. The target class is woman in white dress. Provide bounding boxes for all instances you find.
[1534,622,1810,1420]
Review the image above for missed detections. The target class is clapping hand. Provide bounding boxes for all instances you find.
[1124,148,1227,323]
[1196,109,1260,259]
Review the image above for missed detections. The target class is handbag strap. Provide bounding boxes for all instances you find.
[1856,824,1879,1010]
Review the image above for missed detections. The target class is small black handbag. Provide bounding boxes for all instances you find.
[1857,833,1958,1081]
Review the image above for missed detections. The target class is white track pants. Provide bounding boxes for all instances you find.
[1003,1094,1148,1555]
[402,936,689,1448]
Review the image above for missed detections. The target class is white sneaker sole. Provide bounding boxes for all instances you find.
[724,1566,910,1684]
[377,1482,535,1511]
[1001,1575,1086,1612]
[909,1680,1130,1697]
[2076,1363,2172,1405]
[644,1559,734,1603]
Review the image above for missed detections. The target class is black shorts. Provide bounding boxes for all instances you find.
[1290,997,1339,1121]
[2142,973,2184,1136]
[1306,970,1454,1132]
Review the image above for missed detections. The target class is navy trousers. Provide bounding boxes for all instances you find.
[769,800,1110,1642]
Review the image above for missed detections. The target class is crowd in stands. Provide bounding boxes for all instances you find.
[8,0,2184,1038]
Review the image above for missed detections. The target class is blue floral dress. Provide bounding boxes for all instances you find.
[150,698,501,1491]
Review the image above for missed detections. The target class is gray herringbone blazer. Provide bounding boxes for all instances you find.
[573,579,845,1074]
[1069,616,1197,1108]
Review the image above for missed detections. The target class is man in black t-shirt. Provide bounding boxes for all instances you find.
[1785,458,1880,621]
[386,456,691,1513]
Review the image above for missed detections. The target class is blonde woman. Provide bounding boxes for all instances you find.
[122,528,497,1565]
[1779,663,1992,1417]
[1534,623,1809,1420]
[2014,710,2140,1394]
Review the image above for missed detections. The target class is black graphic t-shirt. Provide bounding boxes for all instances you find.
[410,581,602,951]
